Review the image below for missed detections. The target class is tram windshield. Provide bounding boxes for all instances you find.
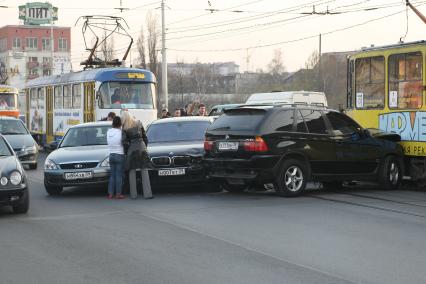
[99,82,155,109]
[0,93,16,110]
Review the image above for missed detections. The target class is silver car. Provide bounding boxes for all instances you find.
[43,122,111,195]
[0,116,39,169]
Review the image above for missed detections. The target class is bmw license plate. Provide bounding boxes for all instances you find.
[158,168,185,176]
[64,172,93,180]
[218,141,238,151]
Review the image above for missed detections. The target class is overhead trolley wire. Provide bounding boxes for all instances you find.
[168,3,426,53]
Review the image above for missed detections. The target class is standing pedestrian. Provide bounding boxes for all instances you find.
[101,111,116,121]
[174,108,181,117]
[121,110,153,199]
[107,116,125,199]
[197,103,207,116]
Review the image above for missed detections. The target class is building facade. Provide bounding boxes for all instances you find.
[0,24,71,91]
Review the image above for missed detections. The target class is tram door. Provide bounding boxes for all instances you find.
[46,86,54,143]
[25,89,30,126]
[84,82,95,122]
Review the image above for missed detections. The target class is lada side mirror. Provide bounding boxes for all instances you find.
[49,140,59,150]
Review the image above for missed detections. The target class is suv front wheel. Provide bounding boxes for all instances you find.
[379,156,401,190]
[276,159,308,197]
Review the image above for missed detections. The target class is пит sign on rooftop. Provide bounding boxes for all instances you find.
[18,2,58,25]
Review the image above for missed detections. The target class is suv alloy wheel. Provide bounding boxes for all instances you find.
[276,159,308,197]
[379,156,402,190]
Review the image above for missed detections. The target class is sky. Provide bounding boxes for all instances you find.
[1,0,426,72]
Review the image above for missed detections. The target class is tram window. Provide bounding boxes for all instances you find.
[389,52,422,109]
[98,82,154,109]
[37,88,45,110]
[63,85,72,109]
[355,56,385,109]
[30,89,38,108]
[54,86,63,109]
[73,84,81,109]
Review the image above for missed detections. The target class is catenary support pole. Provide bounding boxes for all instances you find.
[161,0,168,109]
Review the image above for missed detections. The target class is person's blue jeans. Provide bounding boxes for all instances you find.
[108,153,125,196]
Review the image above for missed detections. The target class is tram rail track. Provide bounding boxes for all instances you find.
[306,189,426,219]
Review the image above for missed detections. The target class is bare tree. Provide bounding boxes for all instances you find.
[99,30,115,62]
[147,12,159,76]
[304,50,320,69]
[267,48,286,75]
[136,25,147,69]
[191,61,214,96]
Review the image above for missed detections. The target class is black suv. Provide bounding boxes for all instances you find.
[204,105,404,196]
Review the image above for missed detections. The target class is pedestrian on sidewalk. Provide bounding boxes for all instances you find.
[121,110,153,199]
[107,116,125,199]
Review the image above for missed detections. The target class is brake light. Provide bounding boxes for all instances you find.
[204,140,214,151]
[243,136,268,152]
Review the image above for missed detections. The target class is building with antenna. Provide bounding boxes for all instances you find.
[0,2,71,90]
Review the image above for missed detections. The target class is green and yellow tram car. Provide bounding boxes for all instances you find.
[347,40,426,180]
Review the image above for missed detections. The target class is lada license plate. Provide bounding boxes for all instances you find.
[158,168,185,176]
[218,141,238,151]
[64,172,93,180]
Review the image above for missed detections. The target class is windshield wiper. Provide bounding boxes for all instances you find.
[211,126,231,131]
[1,132,25,135]
[81,143,106,146]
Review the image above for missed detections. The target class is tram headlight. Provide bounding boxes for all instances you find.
[44,159,59,170]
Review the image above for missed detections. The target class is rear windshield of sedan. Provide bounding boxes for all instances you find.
[147,121,211,143]
[0,120,29,135]
[60,126,110,147]
[209,109,266,131]
[0,137,12,156]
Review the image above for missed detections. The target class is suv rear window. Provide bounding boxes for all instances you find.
[209,109,266,131]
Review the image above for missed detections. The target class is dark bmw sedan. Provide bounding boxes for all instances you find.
[146,116,214,188]
[0,134,29,214]
[0,116,39,169]
[44,122,111,195]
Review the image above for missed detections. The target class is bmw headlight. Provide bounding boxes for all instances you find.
[10,171,22,185]
[44,159,59,170]
[0,177,8,186]
[100,156,110,168]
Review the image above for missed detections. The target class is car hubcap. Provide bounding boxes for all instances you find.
[284,166,303,192]
[389,162,399,185]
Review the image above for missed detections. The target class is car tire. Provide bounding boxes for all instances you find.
[12,191,29,214]
[29,163,37,170]
[222,182,246,193]
[44,180,63,195]
[276,159,308,197]
[379,156,402,190]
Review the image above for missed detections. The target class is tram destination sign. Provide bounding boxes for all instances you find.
[19,2,58,25]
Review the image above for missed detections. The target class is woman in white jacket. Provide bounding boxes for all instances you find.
[107,116,125,199]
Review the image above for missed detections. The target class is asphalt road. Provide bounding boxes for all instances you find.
[2,154,426,284]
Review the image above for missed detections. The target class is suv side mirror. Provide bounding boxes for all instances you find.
[362,129,370,137]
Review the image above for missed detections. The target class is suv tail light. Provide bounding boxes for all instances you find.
[204,140,214,151]
[243,136,268,152]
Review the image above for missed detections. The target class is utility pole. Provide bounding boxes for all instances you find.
[50,3,54,76]
[161,0,168,109]
[318,33,322,91]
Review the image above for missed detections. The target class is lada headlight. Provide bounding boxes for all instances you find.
[100,156,110,168]
[44,159,59,170]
